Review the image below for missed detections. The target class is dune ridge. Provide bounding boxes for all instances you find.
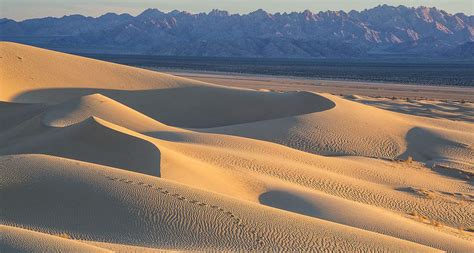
[1,42,473,252]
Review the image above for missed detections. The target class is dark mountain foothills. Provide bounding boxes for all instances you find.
[1,5,473,58]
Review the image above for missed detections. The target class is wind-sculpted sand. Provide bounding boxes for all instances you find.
[1,42,473,252]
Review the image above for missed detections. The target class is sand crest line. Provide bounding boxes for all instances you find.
[101,173,265,249]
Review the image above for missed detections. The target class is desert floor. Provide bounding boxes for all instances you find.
[1,42,473,252]
[166,70,474,101]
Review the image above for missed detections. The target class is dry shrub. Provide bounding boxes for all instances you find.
[464,227,474,232]
[55,233,72,239]
[409,210,424,222]
[417,189,435,199]
[429,219,442,227]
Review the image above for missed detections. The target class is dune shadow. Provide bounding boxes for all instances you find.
[399,127,472,182]
[259,190,320,218]
[0,117,162,177]
[0,101,48,131]
[399,127,469,161]
[13,86,336,128]
[351,98,474,122]
[394,186,422,195]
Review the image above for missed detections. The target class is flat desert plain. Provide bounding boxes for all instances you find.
[1,42,473,252]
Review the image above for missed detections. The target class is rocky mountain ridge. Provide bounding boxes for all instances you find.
[1,5,472,58]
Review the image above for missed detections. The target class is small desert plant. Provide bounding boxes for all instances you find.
[54,232,72,239]
[417,188,435,199]
[429,219,442,227]
[409,210,419,217]
[464,227,474,233]
[409,210,424,222]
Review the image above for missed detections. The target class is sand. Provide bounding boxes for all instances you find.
[1,42,473,252]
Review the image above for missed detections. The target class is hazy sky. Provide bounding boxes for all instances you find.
[1,0,473,21]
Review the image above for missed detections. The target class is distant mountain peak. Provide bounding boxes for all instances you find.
[138,8,164,18]
[302,10,318,21]
[249,9,272,18]
[209,9,229,17]
[98,12,132,21]
[100,12,118,18]
[61,14,87,20]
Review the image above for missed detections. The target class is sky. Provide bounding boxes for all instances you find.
[1,0,473,21]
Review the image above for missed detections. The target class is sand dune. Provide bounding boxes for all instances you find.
[2,154,441,252]
[0,42,334,127]
[204,94,474,171]
[0,116,162,176]
[1,42,473,252]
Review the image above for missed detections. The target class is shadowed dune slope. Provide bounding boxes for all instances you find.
[41,93,174,132]
[0,101,47,131]
[0,115,162,176]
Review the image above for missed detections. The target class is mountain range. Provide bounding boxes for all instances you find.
[1,5,473,58]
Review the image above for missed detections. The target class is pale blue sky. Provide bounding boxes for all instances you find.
[1,0,473,21]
